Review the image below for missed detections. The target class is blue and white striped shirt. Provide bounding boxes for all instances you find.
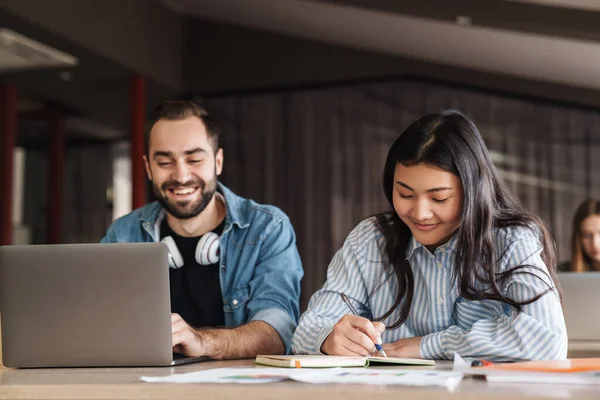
[292,217,567,361]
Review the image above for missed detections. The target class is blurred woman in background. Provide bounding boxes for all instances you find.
[561,199,600,272]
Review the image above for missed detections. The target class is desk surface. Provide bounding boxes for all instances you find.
[2,317,600,400]
[1,359,600,400]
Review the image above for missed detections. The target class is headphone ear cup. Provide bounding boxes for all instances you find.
[161,236,184,269]
[195,232,220,266]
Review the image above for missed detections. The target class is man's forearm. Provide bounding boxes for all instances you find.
[196,321,284,360]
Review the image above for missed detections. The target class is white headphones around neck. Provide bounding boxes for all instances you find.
[162,232,220,268]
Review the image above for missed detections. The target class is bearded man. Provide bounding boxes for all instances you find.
[101,100,303,359]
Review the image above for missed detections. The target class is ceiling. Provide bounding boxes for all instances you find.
[4,0,600,147]
[505,0,600,12]
[1,0,180,147]
[174,0,600,91]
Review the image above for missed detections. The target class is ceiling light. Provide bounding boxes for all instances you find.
[0,28,78,72]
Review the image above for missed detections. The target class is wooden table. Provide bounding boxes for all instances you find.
[1,359,599,400]
[2,317,600,400]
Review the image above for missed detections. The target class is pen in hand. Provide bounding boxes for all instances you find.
[339,292,388,358]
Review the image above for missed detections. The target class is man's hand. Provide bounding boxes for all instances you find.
[321,314,385,356]
[381,336,423,358]
[171,314,284,359]
[171,313,207,357]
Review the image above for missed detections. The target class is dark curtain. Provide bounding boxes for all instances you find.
[200,79,600,310]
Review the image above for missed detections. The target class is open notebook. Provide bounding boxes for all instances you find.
[255,355,435,368]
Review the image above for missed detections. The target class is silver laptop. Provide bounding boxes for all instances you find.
[559,272,600,349]
[0,243,210,367]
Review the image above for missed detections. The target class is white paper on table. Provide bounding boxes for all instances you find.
[142,367,463,391]
[452,353,477,371]
[292,368,464,391]
[141,368,312,384]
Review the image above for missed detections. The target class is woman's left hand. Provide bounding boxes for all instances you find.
[380,336,423,358]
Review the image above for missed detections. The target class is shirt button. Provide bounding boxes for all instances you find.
[438,247,446,254]
[232,299,238,306]
[438,297,444,305]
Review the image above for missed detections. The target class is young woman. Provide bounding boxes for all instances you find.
[292,110,567,361]
[561,199,600,272]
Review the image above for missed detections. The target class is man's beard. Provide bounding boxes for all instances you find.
[152,175,218,220]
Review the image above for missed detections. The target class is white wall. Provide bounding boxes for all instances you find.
[111,141,132,221]
[12,147,30,244]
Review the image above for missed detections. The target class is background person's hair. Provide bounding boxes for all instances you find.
[144,100,220,154]
[570,199,600,272]
[374,109,559,329]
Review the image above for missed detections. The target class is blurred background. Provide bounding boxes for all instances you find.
[1,0,599,308]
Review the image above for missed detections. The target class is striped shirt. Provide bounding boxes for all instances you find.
[292,217,567,361]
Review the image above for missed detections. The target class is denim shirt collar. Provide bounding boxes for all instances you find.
[405,230,459,260]
[138,182,250,241]
[217,182,251,231]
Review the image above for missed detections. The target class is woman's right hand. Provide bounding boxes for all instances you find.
[320,314,385,356]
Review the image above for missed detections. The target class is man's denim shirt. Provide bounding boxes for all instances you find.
[100,183,303,353]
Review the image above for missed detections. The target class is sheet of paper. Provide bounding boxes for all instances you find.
[292,368,463,391]
[142,367,463,390]
[141,368,311,384]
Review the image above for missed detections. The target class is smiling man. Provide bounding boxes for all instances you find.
[101,100,303,359]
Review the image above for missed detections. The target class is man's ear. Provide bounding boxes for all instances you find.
[215,148,223,176]
[143,155,152,180]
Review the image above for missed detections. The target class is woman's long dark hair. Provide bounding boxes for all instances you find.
[375,110,559,329]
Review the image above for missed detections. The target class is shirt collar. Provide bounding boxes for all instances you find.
[217,182,250,230]
[405,231,459,259]
[405,235,423,260]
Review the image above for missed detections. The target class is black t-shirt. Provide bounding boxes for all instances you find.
[161,219,225,328]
